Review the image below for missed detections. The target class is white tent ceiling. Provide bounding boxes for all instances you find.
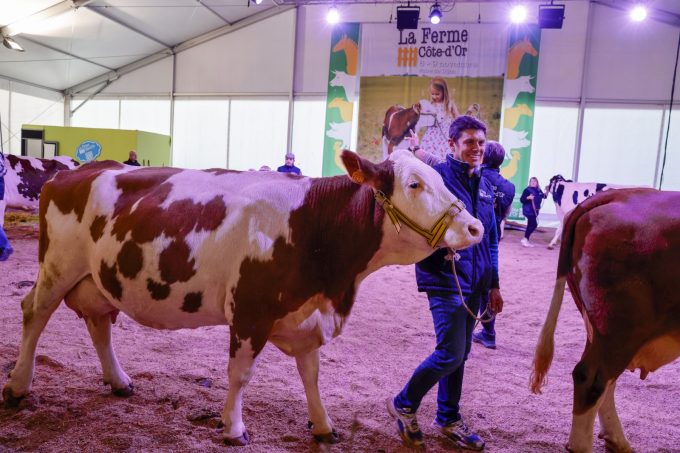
[1,0,679,95]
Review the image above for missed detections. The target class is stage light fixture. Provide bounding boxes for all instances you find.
[326,5,339,24]
[429,3,442,24]
[2,36,24,52]
[630,4,647,22]
[509,4,528,24]
[396,5,420,30]
[538,3,565,29]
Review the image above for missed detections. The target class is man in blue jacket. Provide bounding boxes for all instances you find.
[276,152,302,175]
[388,116,504,450]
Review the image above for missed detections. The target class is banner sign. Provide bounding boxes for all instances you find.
[357,23,507,164]
[499,25,541,220]
[322,23,360,176]
[360,23,506,78]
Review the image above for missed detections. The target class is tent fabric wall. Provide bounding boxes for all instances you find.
[2,1,679,185]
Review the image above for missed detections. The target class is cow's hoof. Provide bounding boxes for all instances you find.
[599,433,633,453]
[308,421,340,444]
[313,429,340,444]
[112,383,134,397]
[224,430,250,446]
[1,386,24,408]
[547,245,554,250]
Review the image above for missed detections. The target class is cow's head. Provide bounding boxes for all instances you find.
[341,149,483,260]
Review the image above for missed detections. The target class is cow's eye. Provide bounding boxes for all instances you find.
[408,181,420,189]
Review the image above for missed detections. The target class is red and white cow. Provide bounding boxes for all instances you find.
[2,150,483,445]
[545,175,633,250]
[531,188,680,453]
[0,154,79,224]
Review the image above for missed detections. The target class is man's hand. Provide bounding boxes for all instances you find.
[489,288,504,314]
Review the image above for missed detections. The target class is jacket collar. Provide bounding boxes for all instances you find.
[447,154,481,178]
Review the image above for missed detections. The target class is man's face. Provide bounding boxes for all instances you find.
[130,152,137,161]
[449,129,486,168]
[285,157,294,166]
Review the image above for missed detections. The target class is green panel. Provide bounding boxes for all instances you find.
[136,131,171,167]
[322,23,360,177]
[499,25,541,220]
[25,124,170,167]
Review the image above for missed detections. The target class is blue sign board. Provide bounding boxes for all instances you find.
[75,140,102,163]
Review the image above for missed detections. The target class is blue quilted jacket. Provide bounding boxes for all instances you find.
[415,156,499,295]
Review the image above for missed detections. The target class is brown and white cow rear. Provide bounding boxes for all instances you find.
[2,150,483,445]
[531,188,680,452]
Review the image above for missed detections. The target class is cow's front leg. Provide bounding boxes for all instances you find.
[548,222,563,249]
[222,332,261,446]
[296,348,338,443]
[597,380,632,453]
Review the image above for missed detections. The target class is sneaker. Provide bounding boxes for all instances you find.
[472,331,496,349]
[386,397,424,448]
[434,418,485,451]
[520,238,534,248]
[0,246,13,262]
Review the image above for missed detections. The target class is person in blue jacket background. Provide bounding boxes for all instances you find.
[387,115,504,450]
[0,151,14,261]
[519,176,546,247]
[472,141,515,349]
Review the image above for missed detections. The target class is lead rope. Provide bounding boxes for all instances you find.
[447,248,495,327]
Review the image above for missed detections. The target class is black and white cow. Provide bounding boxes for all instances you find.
[545,175,634,249]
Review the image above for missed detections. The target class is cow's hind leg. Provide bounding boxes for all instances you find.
[221,331,264,446]
[296,348,338,444]
[65,277,133,396]
[568,340,614,453]
[2,283,66,405]
[597,380,632,453]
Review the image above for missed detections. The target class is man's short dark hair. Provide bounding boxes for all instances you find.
[483,141,506,169]
[448,115,487,142]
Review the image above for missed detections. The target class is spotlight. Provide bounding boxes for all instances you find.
[396,5,420,30]
[429,3,442,25]
[254,0,263,4]
[2,36,24,52]
[630,4,647,22]
[326,5,339,24]
[509,5,528,24]
[538,3,565,29]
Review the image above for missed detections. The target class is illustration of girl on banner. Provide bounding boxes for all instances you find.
[418,77,460,160]
[418,78,481,161]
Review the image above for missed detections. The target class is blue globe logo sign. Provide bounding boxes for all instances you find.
[75,140,102,163]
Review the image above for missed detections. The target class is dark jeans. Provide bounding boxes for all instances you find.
[525,215,538,239]
[478,293,495,335]
[394,291,480,425]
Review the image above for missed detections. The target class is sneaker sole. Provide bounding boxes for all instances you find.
[386,398,425,448]
[472,336,497,350]
[437,428,485,451]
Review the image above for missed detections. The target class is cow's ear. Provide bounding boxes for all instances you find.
[341,150,379,187]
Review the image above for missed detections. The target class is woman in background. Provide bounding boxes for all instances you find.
[519,177,546,247]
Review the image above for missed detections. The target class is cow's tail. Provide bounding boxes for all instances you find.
[530,193,615,394]
[530,276,567,394]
